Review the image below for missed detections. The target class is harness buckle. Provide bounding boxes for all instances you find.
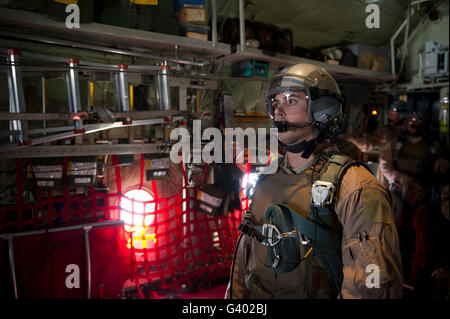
[261,224,282,247]
[272,254,280,269]
[311,180,335,207]
[298,232,311,245]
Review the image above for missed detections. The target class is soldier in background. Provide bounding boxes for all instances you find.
[379,114,449,288]
[344,102,407,186]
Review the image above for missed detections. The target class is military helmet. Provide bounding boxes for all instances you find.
[388,99,408,121]
[407,113,424,129]
[266,63,344,135]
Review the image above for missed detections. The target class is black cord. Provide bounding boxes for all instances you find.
[229,232,244,300]
[310,143,326,252]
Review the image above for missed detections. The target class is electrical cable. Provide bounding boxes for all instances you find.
[310,143,326,256]
[228,232,244,299]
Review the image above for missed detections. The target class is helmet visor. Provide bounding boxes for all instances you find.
[266,75,310,117]
[266,75,310,98]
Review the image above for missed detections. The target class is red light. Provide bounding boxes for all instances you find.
[119,188,156,249]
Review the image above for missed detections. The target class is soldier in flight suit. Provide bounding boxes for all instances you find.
[379,114,449,285]
[226,63,403,299]
[344,102,407,186]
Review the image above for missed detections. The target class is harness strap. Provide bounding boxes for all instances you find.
[316,153,365,202]
[272,203,343,297]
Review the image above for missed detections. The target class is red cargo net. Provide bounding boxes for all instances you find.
[0,157,244,298]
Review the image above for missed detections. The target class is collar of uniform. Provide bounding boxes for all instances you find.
[406,135,423,144]
[281,145,338,175]
[290,158,315,174]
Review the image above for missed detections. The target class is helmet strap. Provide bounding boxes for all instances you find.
[280,138,319,159]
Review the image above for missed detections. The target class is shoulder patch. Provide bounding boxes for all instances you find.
[362,188,393,224]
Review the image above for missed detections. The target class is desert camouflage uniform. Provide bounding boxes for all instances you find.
[379,135,440,282]
[347,125,404,186]
[226,147,403,299]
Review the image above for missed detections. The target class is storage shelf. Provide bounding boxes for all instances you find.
[0,7,393,82]
[0,7,229,62]
[222,47,393,83]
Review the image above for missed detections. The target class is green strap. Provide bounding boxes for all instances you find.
[317,154,360,199]
[270,203,343,297]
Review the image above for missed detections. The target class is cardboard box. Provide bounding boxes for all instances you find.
[346,44,390,72]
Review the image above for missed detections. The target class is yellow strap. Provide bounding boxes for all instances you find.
[129,0,158,5]
[129,85,134,112]
[27,165,33,178]
[89,82,94,106]
[196,90,200,113]
[52,0,78,5]
[303,247,313,259]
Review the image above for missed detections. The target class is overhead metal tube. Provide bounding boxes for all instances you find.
[239,0,245,52]
[42,77,47,136]
[211,0,217,47]
[0,31,211,67]
[114,65,130,113]
[159,61,171,111]
[65,58,83,132]
[8,79,16,143]
[0,116,185,153]
[7,49,28,143]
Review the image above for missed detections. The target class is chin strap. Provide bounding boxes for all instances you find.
[275,120,324,159]
[273,121,314,132]
[275,117,341,159]
[281,138,319,158]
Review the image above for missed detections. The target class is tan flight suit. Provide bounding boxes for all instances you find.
[348,125,404,186]
[226,148,403,299]
[379,135,438,282]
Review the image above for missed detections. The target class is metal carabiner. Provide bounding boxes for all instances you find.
[262,224,282,247]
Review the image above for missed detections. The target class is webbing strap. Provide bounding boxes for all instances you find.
[274,203,343,296]
[29,158,47,228]
[202,163,209,184]
[112,155,122,195]
[318,154,358,185]
[139,154,145,189]
[310,153,363,295]
[16,159,23,231]
[180,160,188,186]
[151,180,159,200]
[317,253,343,297]
[242,162,252,211]
[274,204,340,254]
[316,153,368,204]
[62,157,70,223]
